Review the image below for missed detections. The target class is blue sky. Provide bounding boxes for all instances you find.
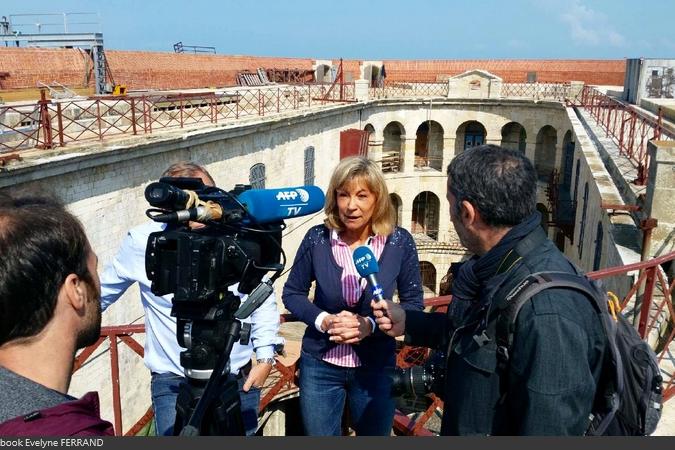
[2,0,674,59]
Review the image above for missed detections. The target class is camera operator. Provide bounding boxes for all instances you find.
[0,192,113,436]
[99,161,283,436]
[372,145,606,435]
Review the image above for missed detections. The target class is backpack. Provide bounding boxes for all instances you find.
[494,271,663,436]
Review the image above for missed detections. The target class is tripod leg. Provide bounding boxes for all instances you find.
[208,374,244,436]
[173,374,245,436]
[173,378,201,436]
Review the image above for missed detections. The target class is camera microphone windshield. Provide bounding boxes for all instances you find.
[237,185,325,224]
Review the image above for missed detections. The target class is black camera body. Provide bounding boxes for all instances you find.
[146,223,281,302]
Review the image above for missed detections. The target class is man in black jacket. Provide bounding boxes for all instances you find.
[372,144,607,435]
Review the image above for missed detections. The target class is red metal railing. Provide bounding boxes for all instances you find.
[501,82,571,101]
[1,81,587,153]
[78,246,675,436]
[369,81,448,99]
[368,81,572,102]
[73,324,150,436]
[390,252,675,436]
[573,86,675,185]
[0,84,356,153]
[588,251,675,402]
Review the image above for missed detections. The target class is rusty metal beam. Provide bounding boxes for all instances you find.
[0,153,22,166]
[600,203,641,212]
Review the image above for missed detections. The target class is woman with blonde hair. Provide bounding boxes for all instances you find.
[283,156,423,435]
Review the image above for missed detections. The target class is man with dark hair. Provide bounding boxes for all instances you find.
[100,161,282,436]
[0,192,113,436]
[373,144,607,435]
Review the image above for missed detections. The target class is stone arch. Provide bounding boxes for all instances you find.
[561,129,575,187]
[419,261,437,295]
[364,123,376,156]
[382,121,405,173]
[412,191,440,240]
[534,125,558,181]
[501,121,527,152]
[389,193,403,227]
[455,120,486,155]
[414,120,444,171]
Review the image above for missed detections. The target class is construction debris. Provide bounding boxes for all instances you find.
[236,68,316,86]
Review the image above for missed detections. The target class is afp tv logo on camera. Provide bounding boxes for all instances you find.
[275,188,310,202]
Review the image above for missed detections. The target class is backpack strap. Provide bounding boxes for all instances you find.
[495,272,603,355]
[493,271,623,434]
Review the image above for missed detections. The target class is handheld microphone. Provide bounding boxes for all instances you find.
[237,186,325,224]
[353,245,384,301]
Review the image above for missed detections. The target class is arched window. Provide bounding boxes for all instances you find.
[389,193,402,226]
[414,121,444,171]
[500,122,527,152]
[382,122,405,173]
[534,125,558,181]
[304,146,315,186]
[456,121,486,155]
[573,160,581,200]
[249,163,265,189]
[578,182,589,258]
[412,192,440,240]
[419,261,437,295]
[593,221,604,271]
[562,130,575,188]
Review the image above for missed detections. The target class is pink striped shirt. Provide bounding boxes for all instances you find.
[323,230,386,367]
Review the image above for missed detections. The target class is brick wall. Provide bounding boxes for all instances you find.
[0,47,626,91]
[0,47,90,89]
[106,51,314,89]
[380,59,627,84]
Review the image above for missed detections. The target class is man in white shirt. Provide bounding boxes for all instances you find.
[100,161,282,435]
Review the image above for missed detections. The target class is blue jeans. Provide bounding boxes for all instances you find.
[150,372,261,436]
[298,351,395,436]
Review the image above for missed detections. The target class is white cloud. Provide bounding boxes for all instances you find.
[559,0,626,48]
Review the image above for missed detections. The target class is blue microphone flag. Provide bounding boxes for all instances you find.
[353,245,380,277]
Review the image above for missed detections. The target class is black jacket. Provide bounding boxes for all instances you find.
[405,227,607,435]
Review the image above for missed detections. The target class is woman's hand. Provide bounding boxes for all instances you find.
[327,310,372,344]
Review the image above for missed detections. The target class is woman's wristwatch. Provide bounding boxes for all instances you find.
[256,357,276,366]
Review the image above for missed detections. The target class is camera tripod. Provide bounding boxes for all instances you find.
[171,298,250,436]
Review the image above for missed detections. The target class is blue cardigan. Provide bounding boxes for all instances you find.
[282,225,424,368]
